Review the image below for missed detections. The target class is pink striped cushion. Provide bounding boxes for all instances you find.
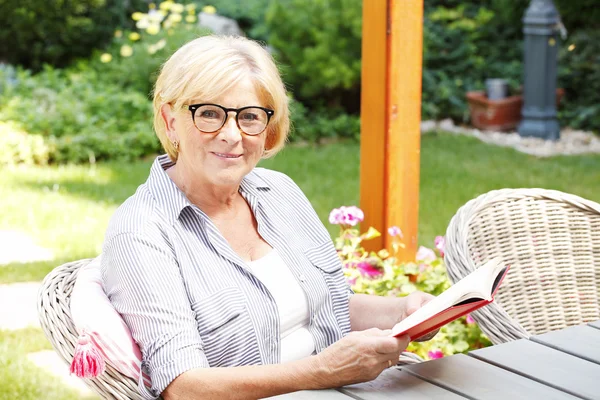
[70,256,151,388]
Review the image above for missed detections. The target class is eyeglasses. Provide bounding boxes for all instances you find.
[187,103,274,136]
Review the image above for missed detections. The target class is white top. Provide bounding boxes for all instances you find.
[247,249,315,362]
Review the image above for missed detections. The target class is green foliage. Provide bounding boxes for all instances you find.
[0,0,135,70]
[333,223,492,359]
[0,66,160,163]
[558,30,600,132]
[0,121,51,166]
[204,0,272,40]
[289,99,360,143]
[265,0,362,110]
[82,4,211,97]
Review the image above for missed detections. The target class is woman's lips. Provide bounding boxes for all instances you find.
[212,152,243,159]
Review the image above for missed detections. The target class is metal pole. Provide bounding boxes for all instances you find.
[518,0,561,141]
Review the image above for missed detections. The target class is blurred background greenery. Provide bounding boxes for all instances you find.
[1,0,598,166]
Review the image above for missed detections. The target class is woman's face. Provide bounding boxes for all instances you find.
[168,80,269,188]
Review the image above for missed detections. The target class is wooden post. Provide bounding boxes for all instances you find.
[360,0,423,260]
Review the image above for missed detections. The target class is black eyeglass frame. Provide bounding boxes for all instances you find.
[187,103,275,136]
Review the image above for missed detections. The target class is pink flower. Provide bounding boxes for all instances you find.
[356,261,383,278]
[328,208,345,225]
[435,236,445,257]
[328,206,364,226]
[466,314,475,324]
[388,226,403,237]
[347,277,357,286]
[427,350,444,359]
[416,246,436,262]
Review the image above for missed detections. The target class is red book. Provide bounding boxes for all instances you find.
[391,258,510,341]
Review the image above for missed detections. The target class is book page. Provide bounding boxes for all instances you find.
[390,258,505,337]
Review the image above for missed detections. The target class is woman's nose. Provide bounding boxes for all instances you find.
[218,115,243,143]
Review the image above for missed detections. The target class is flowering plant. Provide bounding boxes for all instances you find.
[329,206,491,359]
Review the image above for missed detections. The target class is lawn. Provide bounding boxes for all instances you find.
[2,132,600,399]
[2,132,600,284]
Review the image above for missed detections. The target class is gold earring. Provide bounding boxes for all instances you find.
[173,140,180,151]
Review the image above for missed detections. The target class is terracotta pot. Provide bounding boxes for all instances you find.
[466,88,564,131]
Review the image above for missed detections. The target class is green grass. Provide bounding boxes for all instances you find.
[2,133,600,283]
[2,132,600,399]
[0,328,97,400]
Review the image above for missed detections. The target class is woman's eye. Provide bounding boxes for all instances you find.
[241,113,258,121]
[201,110,219,118]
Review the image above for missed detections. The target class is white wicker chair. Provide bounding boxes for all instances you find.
[37,259,423,399]
[37,259,146,400]
[444,188,600,344]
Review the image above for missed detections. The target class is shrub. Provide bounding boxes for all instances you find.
[558,30,600,132]
[265,0,362,111]
[289,98,360,143]
[81,2,211,97]
[0,0,137,70]
[0,121,51,166]
[329,206,492,359]
[0,66,160,163]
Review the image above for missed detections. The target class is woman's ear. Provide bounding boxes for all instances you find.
[160,103,178,142]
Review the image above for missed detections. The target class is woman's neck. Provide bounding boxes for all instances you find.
[166,163,242,216]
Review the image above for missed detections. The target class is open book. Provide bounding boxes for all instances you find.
[391,258,510,340]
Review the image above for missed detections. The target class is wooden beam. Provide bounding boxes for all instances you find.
[360,0,423,260]
[359,0,387,252]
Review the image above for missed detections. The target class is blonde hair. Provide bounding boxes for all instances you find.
[153,35,290,161]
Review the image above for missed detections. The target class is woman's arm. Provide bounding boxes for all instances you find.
[349,292,436,334]
[164,329,410,400]
[163,356,322,400]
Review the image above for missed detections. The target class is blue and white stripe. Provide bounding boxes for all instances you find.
[101,154,352,398]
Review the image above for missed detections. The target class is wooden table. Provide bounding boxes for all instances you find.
[271,320,600,399]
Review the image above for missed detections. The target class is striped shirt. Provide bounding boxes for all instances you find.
[101,154,353,398]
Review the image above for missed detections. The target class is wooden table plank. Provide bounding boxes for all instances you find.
[589,320,600,330]
[401,353,578,400]
[531,324,600,365]
[267,389,354,399]
[339,368,465,399]
[470,339,600,400]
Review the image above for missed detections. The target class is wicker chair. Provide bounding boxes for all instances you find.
[444,188,600,344]
[38,258,423,400]
[37,259,145,400]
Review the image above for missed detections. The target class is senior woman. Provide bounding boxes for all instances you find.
[102,35,435,400]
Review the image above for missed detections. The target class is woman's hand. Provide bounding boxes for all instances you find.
[312,328,410,388]
[399,291,439,341]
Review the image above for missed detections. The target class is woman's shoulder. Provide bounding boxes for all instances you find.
[104,183,165,242]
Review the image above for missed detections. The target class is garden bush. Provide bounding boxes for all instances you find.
[329,206,491,359]
[0,0,144,71]
[0,121,51,166]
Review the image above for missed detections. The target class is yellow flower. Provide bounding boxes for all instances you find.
[202,5,217,14]
[146,24,160,35]
[136,19,150,29]
[128,32,141,41]
[185,15,196,23]
[171,3,184,13]
[185,3,196,12]
[159,1,173,11]
[132,12,144,21]
[169,13,182,22]
[162,19,173,29]
[149,3,156,9]
[154,39,167,51]
[120,45,133,57]
[100,53,112,63]
[147,45,157,55]
[377,249,390,259]
[568,44,576,51]
[114,29,123,38]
